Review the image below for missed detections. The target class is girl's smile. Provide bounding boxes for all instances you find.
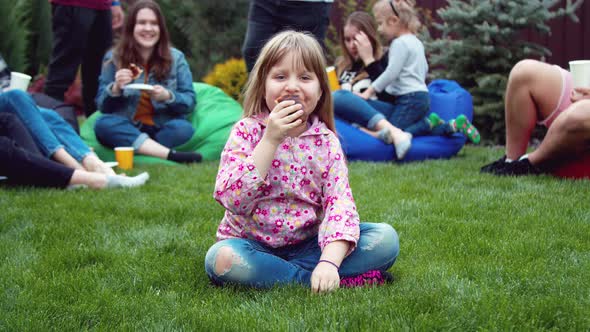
[134,8,160,52]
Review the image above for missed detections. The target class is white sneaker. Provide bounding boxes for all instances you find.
[394,132,412,160]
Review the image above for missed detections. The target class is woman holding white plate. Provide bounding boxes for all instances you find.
[95,0,201,163]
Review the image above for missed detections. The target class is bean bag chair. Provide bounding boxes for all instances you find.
[552,154,590,179]
[337,79,472,162]
[80,82,242,164]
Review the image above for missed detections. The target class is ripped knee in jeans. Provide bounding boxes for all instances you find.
[212,246,245,276]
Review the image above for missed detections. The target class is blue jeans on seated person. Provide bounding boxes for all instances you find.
[204,223,399,288]
[333,90,453,137]
[94,114,195,150]
[0,90,91,161]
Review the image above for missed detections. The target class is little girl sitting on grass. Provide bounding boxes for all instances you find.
[205,31,399,293]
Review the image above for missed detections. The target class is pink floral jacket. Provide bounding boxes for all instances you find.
[213,113,360,253]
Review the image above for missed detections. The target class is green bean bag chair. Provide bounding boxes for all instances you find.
[80,82,243,164]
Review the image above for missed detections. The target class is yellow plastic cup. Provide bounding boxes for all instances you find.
[326,66,340,92]
[114,147,134,170]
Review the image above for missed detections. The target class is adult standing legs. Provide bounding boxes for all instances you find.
[242,0,333,72]
[81,9,112,116]
[242,1,279,73]
[44,5,112,117]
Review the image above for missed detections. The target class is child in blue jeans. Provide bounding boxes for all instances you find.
[349,0,479,159]
[205,31,399,293]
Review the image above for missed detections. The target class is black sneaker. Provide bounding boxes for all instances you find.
[495,158,543,176]
[480,155,507,174]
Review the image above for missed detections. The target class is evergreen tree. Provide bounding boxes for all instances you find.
[425,0,583,144]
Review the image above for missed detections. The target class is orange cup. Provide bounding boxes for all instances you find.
[326,66,340,92]
[114,147,134,170]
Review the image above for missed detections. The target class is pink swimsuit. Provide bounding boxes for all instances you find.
[538,65,573,128]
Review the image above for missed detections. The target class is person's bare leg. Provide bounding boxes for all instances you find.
[528,100,590,169]
[373,119,407,143]
[371,119,412,159]
[135,137,202,163]
[69,170,107,189]
[358,126,379,138]
[69,170,150,189]
[52,148,84,170]
[136,138,170,159]
[82,154,116,176]
[504,60,564,160]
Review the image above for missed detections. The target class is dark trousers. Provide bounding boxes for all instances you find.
[242,0,332,72]
[44,4,113,117]
[0,113,73,188]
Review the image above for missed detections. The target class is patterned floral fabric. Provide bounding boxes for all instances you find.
[213,113,360,254]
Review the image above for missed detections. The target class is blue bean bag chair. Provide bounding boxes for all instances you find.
[337,79,472,162]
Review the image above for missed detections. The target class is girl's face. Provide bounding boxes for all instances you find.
[343,24,361,60]
[375,12,399,41]
[134,8,160,52]
[264,52,322,123]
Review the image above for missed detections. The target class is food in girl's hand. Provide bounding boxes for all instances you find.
[275,95,303,123]
[129,63,143,80]
[275,95,301,105]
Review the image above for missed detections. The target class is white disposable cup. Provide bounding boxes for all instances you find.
[569,60,590,89]
[9,72,32,91]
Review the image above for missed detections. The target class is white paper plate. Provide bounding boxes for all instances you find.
[104,161,119,168]
[124,83,154,91]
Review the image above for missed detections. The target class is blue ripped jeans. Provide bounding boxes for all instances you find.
[0,90,92,161]
[204,223,399,288]
[333,90,454,137]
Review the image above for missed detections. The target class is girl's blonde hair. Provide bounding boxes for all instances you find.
[373,0,421,34]
[242,30,335,133]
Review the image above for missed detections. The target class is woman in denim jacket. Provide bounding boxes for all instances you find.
[95,0,201,163]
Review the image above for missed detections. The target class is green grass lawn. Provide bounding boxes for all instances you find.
[1,146,589,330]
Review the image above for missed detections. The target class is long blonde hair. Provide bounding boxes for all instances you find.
[242,30,335,133]
[373,0,421,34]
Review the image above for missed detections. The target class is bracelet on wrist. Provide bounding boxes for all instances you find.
[111,1,121,6]
[318,259,340,270]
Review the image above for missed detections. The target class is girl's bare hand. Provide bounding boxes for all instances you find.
[150,85,171,102]
[355,31,375,65]
[264,100,304,145]
[114,69,133,93]
[311,262,340,294]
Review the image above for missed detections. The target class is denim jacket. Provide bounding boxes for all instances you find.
[96,47,195,127]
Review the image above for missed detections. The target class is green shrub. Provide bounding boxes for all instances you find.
[159,0,249,79]
[202,58,247,101]
[0,1,28,73]
[20,0,53,75]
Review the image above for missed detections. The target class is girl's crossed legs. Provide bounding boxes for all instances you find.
[205,223,399,288]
